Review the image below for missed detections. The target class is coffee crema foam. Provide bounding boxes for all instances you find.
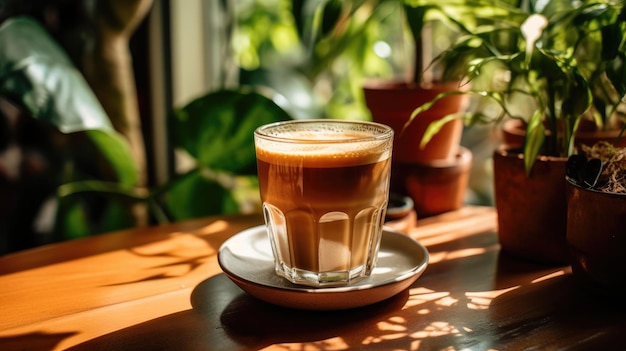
[255,135,391,167]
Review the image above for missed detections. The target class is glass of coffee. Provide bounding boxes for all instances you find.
[254,119,394,287]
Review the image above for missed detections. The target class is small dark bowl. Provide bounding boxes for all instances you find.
[386,193,414,220]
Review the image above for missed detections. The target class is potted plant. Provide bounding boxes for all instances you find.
[361,1,491,217]
[414,0,626,263]
[363,4,468,165]
[566,142,626,294]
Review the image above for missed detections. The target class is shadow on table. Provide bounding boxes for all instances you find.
[387,227,626,350]
[195,274,413,350]
[60,273,409,351]
[487,259,626,350]
[0,331,78,351]
[55,227,626,351]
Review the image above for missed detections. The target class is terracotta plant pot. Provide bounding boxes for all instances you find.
[495,120,626,265]
[566,179,626,294]
[501,119,626,149]
[363,80,467,164]
[500,119,527,147]
[493,145,569,264]
[392,147,472,218]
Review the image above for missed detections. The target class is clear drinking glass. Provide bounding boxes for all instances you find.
[254,119,394,287]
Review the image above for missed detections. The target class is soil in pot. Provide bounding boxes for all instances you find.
[493,145,569,265]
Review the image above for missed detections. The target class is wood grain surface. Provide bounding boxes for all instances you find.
[1,207,624,351]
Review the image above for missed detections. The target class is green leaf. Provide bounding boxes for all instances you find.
[57,180,145,200]
[164,169,240,220]
[55,199,91,240]
[0,16,141,240]
[85,130,138,186]
[96,200,138,233]
[0,16,138,186]
[420,113,462,149]
[523,109,546,175]
[320,0,343,37]
[606,52,626,99]
[601,22,621,61]
[170,89,292,174]
[403,4,430,44]
[0,17,114,133]
[56,180,147,235]
[55,188,138,239]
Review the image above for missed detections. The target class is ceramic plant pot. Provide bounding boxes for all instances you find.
[566,179,626,294]
[493,145,569,264]
[392,147,472,218]
[363,80,467,164]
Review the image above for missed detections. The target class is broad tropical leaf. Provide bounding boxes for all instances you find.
[170,89,292,174]
[0,16,137,184]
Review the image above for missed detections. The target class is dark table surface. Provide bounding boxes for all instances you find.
[1,206,623,351]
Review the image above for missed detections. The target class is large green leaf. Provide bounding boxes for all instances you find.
[0,16,113,132]
[0,16,139,243]
[55,182,141,239]
[54,199,91,240]
[164,169,241,220]
[170,89,292,174]
[0,16,137,184]
[167,89,290,220]
[85,130,138,185]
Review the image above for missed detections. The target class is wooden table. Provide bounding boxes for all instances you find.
[1,206,624,350]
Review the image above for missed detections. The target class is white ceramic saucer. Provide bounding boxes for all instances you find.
[217,225,429,310]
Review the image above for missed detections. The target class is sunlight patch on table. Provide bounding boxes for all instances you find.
[427,246,492,264]
[405,287,451,309]
[466,286,519,310]
[195,220,229,235]
[363,317,409,346]
[376,316,407,332]
[436,296,459,307]
[410,321,462,339]
[531,270,565,283]
[271,338,348,351]
[132,233,213,256]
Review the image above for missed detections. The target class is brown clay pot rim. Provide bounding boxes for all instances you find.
[576,129,626,139]
[502,118,625,143]
[566,177,626,197]
[395,146,472,169]
[501,119,555,137]
[386,193,415,219]
[495,144,567,162]
[501,119,526,138]
[362,80,462,92]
